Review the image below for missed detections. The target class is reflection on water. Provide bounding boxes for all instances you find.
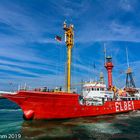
[21,116,115,140]
[1,99,140,140]
[20,113,140,140]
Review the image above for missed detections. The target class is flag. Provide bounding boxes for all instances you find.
[55,35,62,42]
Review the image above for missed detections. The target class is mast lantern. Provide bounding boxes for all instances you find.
[105,56,114,89]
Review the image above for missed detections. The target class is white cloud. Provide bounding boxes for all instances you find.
[119,0,134,11]
[110,21,131,35]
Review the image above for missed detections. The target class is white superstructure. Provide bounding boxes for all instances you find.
[82,81,114,99]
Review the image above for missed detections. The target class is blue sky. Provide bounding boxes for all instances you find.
[0,0,140,91]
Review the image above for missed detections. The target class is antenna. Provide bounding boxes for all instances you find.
[126,47,130,68]
[104,43,106,64]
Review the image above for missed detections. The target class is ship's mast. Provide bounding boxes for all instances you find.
[63,21,74,93]
[125,48,136,88]
[105,56,114,89]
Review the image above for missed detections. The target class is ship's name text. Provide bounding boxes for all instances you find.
[115,101,134,112]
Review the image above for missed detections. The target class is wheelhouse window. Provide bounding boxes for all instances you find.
[100,88,104,91]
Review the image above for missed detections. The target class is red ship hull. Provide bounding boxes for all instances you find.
[2,91,140,120]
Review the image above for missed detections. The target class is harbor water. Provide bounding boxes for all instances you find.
[0,99,140,140]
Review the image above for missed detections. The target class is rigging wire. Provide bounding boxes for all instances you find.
[126,47,130,68]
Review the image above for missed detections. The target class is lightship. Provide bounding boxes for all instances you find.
[2,22,140,120]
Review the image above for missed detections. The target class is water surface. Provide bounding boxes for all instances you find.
[0,99,140,140]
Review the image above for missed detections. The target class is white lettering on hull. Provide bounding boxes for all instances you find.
[115,101,134,112]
